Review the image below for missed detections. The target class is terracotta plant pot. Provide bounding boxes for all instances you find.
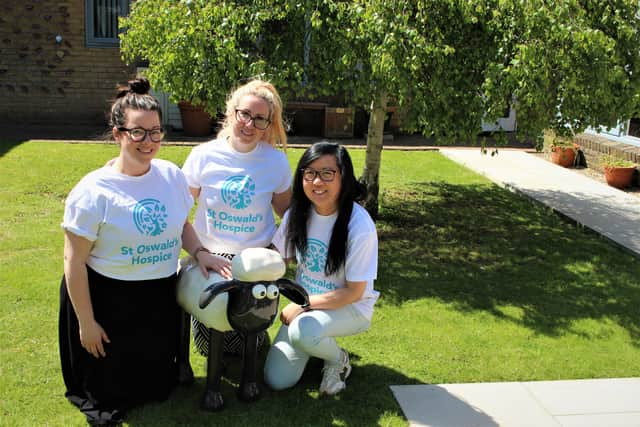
[604,166,635,189]
[178,101,212,137]
[550,146,577,168]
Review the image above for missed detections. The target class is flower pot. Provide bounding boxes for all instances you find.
[550,146,576,168]
[604,166,635,189]
[178,101,212,137]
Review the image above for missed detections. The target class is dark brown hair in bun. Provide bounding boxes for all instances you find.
[110,77,162,127]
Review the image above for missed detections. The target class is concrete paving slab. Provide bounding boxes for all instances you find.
[390,383,559,427]
[524,378,640,415]
[555,413,640,427]
[392,379,640,427]
[439,149,640,256]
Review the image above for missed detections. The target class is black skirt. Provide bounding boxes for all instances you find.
[59,267,179,420]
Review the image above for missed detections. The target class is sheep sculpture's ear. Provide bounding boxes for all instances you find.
[199,280,239,309]
[276,278,309,306]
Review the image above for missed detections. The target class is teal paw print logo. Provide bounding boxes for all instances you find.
[303,238,327,273]
[133,198,168,236]
[221,176,255,209]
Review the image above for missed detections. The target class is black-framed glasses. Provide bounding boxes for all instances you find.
[301,168,338,182]
[118,127,165,143]
[235,109,271,130]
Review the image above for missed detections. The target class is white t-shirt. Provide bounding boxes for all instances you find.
[62,159,193,280]
[182,139,292,254]
[273,203,379,320]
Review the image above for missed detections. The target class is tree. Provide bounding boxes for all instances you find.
[121,0,640,218]
[321,0,640,216]
[120,2,299,111]
[120,1,350,114]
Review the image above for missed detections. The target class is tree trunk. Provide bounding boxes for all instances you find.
[360,92,388,220]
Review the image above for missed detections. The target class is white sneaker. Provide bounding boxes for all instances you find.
[319,349,352,396]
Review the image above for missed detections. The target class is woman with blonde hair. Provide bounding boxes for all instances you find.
[181,78,292,361]
[216,79,288,150]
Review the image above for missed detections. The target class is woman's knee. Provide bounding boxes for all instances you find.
[263,342,303,391]
[289,316,323,352]
[264,368,297,391]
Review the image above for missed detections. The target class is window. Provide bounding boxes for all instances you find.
[85,0,129,47]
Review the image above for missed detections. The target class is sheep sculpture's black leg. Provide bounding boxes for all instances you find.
[202,328,225,411]
[238,332,261,402]
[176,309,194,385]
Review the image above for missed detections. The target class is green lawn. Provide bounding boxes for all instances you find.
[1,141,639,426]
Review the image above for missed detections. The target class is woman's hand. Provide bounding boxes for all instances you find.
[63,230,109,358]
[79,319,110,358]
[196,251,232,279]
[279,302,306,326]
[181,222,232,279]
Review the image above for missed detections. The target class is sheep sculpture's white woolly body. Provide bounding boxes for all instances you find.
[176,248,286,331]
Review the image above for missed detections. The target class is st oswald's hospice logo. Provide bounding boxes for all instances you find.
[133,198,168,236]
[221,175,255,209]
[303,238,328,273]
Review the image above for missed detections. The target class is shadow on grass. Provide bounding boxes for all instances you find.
[0,140,25,158]
[0,124,107,158]
[377,181,640,344]
[125,354,421,426]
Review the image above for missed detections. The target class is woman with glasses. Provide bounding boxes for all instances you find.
[264,142,379,396]
[59,77,228,426]
[181,79,292,359]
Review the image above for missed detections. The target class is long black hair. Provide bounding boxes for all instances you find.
[286,142,366,275]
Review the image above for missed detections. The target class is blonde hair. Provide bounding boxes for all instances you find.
[217,79,287,150]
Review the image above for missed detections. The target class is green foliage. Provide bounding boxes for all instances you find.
[119,0,356,112]
[120,1,305,112]
[600,154,636,168]
[483,0,640,144]
[335,0,640,144]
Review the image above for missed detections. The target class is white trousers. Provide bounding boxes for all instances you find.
[263,304,370,390]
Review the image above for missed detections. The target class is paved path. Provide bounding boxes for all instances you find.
[391,149,640,427]
[440,149,640,257]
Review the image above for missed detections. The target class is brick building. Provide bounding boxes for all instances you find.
[0,0,135,125]
[1,0,637,149]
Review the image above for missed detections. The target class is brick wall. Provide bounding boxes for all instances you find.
[0,0,136,125]
[574,132,640,171]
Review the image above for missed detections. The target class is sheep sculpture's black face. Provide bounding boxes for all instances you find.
[225,281,279,333]
[199,278,308,335]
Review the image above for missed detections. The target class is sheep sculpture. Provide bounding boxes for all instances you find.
[176,247,309,411]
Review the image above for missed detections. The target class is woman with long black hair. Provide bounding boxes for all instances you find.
[264,142,379,396]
